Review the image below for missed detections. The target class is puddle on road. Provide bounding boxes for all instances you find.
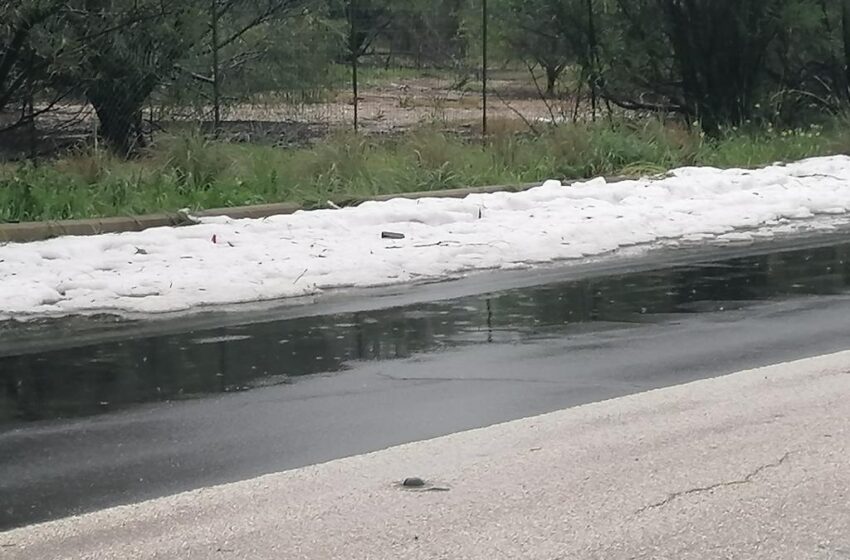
[2,242,850,426]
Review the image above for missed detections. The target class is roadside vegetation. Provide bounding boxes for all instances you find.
[3,119,848,222]
[3,0,850,222]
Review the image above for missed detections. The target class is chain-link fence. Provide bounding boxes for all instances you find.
[0,0,584,162]
[4,0,848,164]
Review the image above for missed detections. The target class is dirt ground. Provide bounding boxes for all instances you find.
[1,74,577,159]
[224,77,574,135]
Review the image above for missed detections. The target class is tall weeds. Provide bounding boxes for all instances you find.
[1,118,847,223]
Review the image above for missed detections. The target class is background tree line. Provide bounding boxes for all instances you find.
[3,0,850,157]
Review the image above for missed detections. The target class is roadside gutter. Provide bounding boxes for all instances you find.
[0,183,540,243]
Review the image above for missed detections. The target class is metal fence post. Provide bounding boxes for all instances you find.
[211,0,222,135]
[350,0,359,133]
[482,0,488,140]
[26,48,38,162]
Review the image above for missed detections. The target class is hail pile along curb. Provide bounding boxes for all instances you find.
[0,184,540,244]
[3,157,850,319]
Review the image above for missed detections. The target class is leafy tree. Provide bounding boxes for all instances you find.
[386,1,468,69]
[167,0,336,126]
[63,0,314,155]
[326,0,392,61]
[0,1,67,132]
[841,0,850,101]
[599,0,812,132]
[59,1,202,155]
[494,0,575,96]
[660,0,785,132]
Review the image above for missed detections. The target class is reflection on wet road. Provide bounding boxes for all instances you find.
[2,240,850,529]
[2,242,849,425]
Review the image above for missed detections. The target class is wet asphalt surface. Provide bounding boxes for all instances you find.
[2,235,850,530]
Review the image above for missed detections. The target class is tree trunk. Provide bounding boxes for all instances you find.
[88,85,148,157]
[586,0,598,121]
[545,64,558,97]
[661,0,776,135]
[843,0,850,99]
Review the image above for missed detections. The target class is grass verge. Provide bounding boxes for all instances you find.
[2,119,848,223]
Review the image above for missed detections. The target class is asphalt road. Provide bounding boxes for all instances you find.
[5,351,850,559]
[3,234,850,530]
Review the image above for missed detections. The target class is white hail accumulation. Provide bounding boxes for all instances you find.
[2,155,850,319]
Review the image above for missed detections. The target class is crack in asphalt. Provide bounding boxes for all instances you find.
[635,451,794,515]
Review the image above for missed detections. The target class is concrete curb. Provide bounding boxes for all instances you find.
[0,183,539,243]
[195,201,303,220]
[0,214,189,244]
[338,182,535,205]
[0,180,591,243]
[0,202,306,243]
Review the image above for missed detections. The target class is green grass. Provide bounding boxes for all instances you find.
[2,119,849,223]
